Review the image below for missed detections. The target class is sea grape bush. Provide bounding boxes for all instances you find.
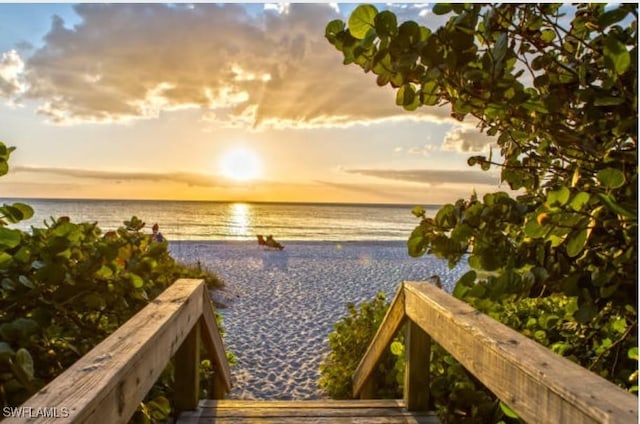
[323,3,637,422]
[320,291,637,423]
[327,1,637,317]
[0,141,226,422]
[319,292,403,399]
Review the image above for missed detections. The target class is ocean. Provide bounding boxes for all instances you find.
[2,198,441,241]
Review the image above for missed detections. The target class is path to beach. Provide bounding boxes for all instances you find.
[170,241,468,400]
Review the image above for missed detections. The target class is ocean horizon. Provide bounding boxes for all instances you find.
[1,197,442,242]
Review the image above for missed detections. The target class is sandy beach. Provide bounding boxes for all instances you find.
[170,241,468,400]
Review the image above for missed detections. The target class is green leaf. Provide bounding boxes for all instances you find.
[612,317,627,334]
[374,10,397,37]
[629,347,638,360]
[407,227,427,257]
[492,33,508,63]
[390,341,404,356]
[574,302,598,323]
[597,168,625,189]
[599,7,631,29]
[596,193,635,218]
[129,273,145,289]
[547,186,570,207]
[0,227,22,248]
[468,255,483,270]
[432,3,452,16]
[396,84,416,107]
[0,252,12,268]
[522,100,549,113]
[16,348,34,380]
[1,278,15,290]
[13,246,31,263]
[148,395,171,420]
[11,203,34,221]
[604,34,631,75]
[594,96,625,106]
[566,227,589,258]
[84,293,106,309]
[18,275,35,289]
[453,270,477,299]
[524,218,547,238]
[569,192,590,211]
[434,204,455,227]
[540,30,555,43]
[95,265,114,279]
[411,205,425,218]
[348,4,378,39]
[325,20,345,40]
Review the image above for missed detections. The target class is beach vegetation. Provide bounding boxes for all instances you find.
[324,3,637,421]
[319,292,403,399]
[0,142,228,422]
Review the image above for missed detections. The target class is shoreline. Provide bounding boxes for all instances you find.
[169,241,468,400]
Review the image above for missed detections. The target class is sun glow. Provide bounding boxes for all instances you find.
[218,147,263,181]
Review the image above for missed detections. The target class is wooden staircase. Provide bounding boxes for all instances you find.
[9,279,638,424]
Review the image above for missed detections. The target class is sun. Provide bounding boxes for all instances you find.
[218,147,263,182]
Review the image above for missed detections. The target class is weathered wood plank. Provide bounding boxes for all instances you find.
[403,281,638,424]
[197,399,407,409]
[174,324,201,410]
[178,416,438,424]
[178,399,440,423]
[404,320,431,411]
[352,284,406,398]
[5,279,206,424]
[193,406,432,418]
[199,289,232,396]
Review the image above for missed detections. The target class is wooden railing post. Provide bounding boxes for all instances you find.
[174,323,201,410]
[404,320,431,411]
[359,377,376,399]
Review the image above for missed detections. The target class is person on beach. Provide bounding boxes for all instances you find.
[257,234,284,250]
[265,235,284,250]
[151,223,165,242]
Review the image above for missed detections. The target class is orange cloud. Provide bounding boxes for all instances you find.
[3,4,458,129]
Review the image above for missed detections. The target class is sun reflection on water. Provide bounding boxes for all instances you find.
[228,202,252,239]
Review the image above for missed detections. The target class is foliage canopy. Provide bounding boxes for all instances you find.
[326,2,637,319]
[323,3,637,421]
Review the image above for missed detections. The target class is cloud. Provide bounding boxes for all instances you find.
[407,144,438,156]
[0,50,26,98]
[344,168,499,186]
[4,3,456,128]
[441,125,497,153]
[11,165,227,187]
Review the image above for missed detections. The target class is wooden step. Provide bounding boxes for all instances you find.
[177,399,440,423]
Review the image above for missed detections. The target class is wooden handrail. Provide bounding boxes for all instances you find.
[5,279,232,424]
[353,281,638,423]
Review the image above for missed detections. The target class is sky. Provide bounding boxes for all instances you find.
[0,3,504,205]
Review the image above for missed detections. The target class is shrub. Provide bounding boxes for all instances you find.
[319,292,403,399]
[0,142,230,422]
[320,290,637,423]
